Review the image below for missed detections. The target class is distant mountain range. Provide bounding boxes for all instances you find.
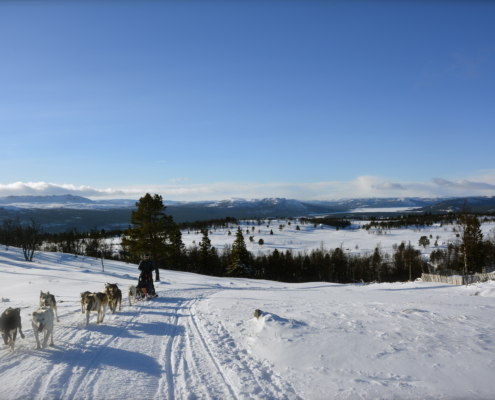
[419,196,495,213]
[0,195,449,211]
[1,194,494,233]
[304,197,450,209]
[0,195,136,209]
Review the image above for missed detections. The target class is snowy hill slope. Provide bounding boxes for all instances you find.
[1,248,495,399]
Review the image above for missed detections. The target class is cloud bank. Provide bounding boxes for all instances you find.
[1,172,495,201]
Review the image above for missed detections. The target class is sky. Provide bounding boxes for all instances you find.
[1,1,494,200]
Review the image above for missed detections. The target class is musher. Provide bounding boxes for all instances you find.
[137,253,158,300]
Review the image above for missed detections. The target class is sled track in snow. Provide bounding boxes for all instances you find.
[185,298,239,400]
[163,300,179,400]
[65,311,142,399]
[192,293,305,400]
[41,303,145,400]
[1,288,304,400]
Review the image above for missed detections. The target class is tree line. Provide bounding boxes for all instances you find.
[362,211,495,231]
[0,217,43,261]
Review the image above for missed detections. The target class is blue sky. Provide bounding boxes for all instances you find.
[1,1,494,200]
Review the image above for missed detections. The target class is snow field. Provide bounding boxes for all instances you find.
[1,247,495,399]
[180,218,495,260]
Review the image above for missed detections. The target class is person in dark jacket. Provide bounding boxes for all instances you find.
[137,254,157,299]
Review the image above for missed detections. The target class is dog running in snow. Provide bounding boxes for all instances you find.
[127,285,145,305]
[103,283,122,314]
[85,292,108,326]
[0,307,25,351]
[32,306,55,349]
[80,291,91,314]
[39,291,59,322]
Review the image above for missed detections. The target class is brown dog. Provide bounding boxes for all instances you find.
[104,283,122,314]
[40,291,59,322]
[85,293,108,326]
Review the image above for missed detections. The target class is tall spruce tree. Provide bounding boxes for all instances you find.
[331,247,346,283]
[122,193,176,281]
[227,227,251,277]
[168,227,185,270]
[458,212,484,273]
[199,229,212,274]
[371,245,383,282]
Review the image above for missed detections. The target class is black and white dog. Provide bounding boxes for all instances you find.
[0,307,25,351]
[40,291,59,322]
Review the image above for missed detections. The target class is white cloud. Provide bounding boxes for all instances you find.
[0,182,129,197]
[1,173,495,201]
[433,177,495,191]
[372,182,407,191]
[169,177,190,183]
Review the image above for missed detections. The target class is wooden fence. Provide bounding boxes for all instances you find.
[421,272,495,285]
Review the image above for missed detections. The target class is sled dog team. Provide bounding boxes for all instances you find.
[1,283,144,352]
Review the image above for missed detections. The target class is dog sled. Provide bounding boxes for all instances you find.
[136,272,158,300]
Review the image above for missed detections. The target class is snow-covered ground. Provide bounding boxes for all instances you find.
[1,247,495,399]
[181,219,495,260]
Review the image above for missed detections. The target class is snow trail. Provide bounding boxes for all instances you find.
[0,286,301,400]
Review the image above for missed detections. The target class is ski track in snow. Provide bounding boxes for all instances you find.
[0,287,302,400]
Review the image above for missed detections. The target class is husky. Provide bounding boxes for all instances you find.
[127,285,144,305]
[80,291,91,314]
[0,307,25,351]
[85,293,108,326]
[40,291,59,322]
[104,283,122,314]
[32,306,55,349]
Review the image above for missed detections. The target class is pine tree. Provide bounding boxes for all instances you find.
[371,245,383,282]
[199,229,212,274]
[418,236,430,248]
[331,247,346,283]
[458,212,484,273]
[169,227,185,270]
[121,193,176,281]
[227,227,251,277]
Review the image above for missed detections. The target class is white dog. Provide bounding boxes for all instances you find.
[40,291,59,322]
[127,285,144,305]
[85,293,108,326]
[32,307,55,349]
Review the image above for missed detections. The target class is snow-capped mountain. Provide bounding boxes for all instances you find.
[0,195,136,210]
[304,197,450,209]
[0,195,447,212]
[0,194,93,204]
